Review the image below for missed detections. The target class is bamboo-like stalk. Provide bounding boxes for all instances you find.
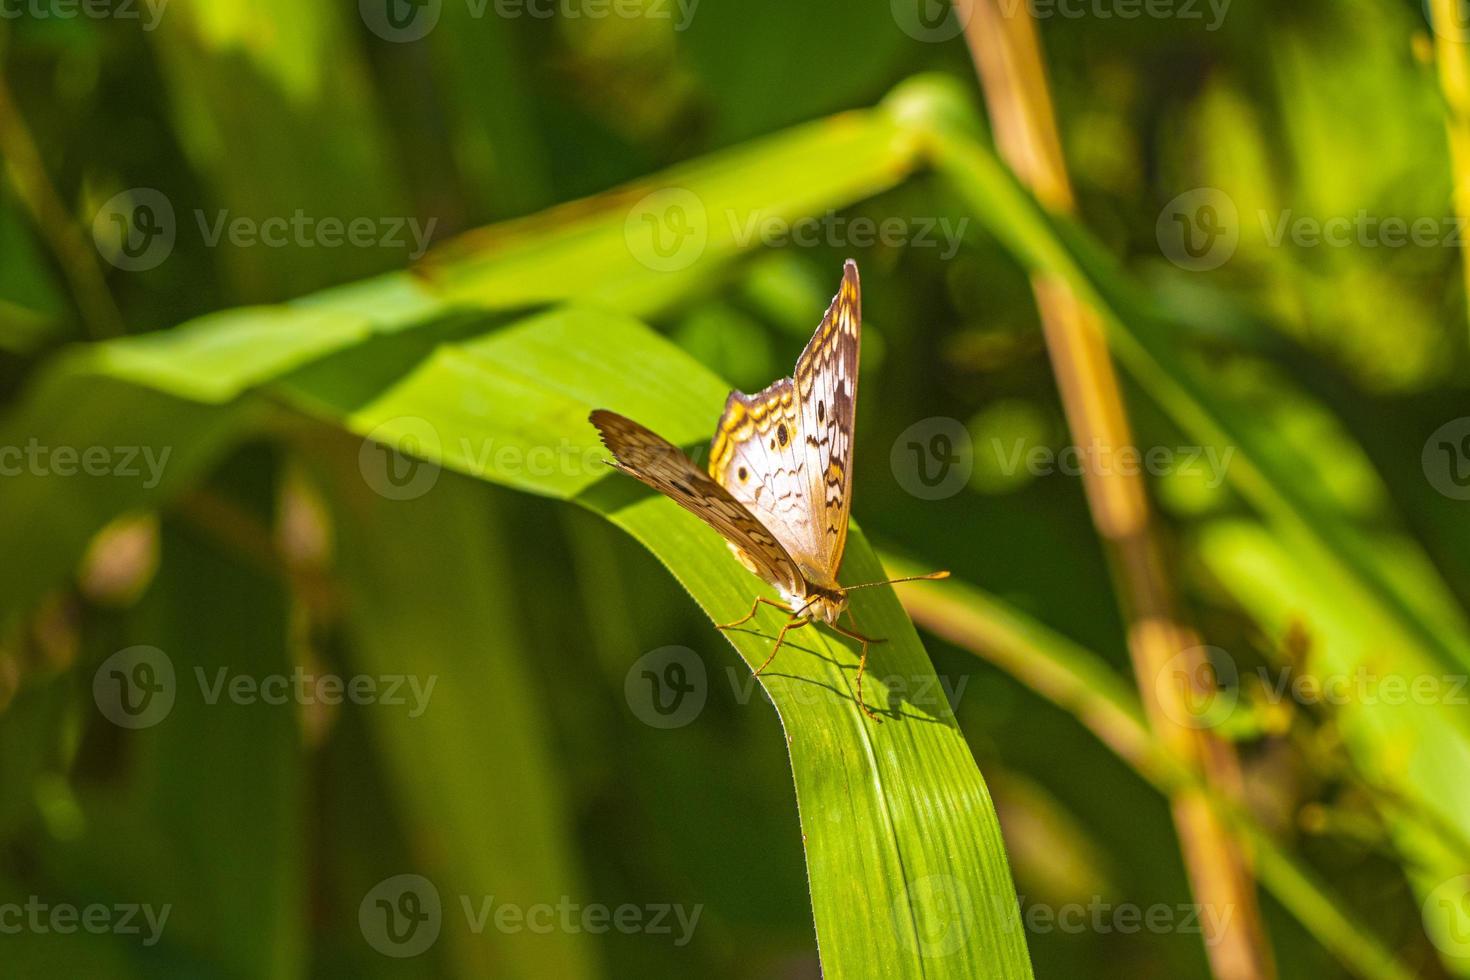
[0,67,125,340]
[1428,0,1470,341]
[885,562,1416,980]
[950,4,1274,977]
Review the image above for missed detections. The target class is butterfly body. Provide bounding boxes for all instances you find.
[591,260,901,718]
[776,574,846,625]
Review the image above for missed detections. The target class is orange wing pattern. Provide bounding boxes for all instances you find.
[589,409,803,595]
[707,260,860,582]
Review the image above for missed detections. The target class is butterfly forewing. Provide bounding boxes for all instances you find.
[589,409,804,595]
[708,260,860,583]
[795,259,860,579]
[706,379,813,563]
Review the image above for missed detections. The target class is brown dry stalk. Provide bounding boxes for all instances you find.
[951,3,1274,977]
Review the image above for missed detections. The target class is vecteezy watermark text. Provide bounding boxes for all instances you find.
[0,439,170,488]
[92,189,438,273]
[1156,645,1470,729]
[990,438,1235,488]
[461,895,700,945]
[623,645,970,728]
[622,188,971,272]
[93,646,437,729]
[888,416,1236,501]
[195,666,437,717]
[0,0,168,30]
[194,210,437,258]
[726,211,970,261]
[1258,210,1468,249]
[0,896,170,946]
[358,875,701,958]
[997,0,1229,30]
[1158,187,1470,270]
[1012,896,1235,941]
[358,0,699,43]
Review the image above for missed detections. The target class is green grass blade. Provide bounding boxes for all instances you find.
[308,448,601,979]
[887,555,1418,980]
[419,107,918,314]
[276,306,1035,979]
[0,99,918,632]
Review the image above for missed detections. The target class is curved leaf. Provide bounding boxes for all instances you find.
[276,306,1035,979]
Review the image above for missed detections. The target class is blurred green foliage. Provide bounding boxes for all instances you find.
[2,1,1470,978]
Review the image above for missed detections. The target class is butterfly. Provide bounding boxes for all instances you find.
[590,260,945,720]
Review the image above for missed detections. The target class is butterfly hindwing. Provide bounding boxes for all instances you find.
[708,260,860,582]
[589,409,803,595]
[706,378,815,567]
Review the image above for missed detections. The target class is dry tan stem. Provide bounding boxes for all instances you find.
[951,3,1274,977]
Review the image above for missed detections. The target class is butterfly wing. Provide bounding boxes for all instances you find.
[795,258,860,580]
[708,260,860,582]
[590,409,803,596]
[706,377,813,561]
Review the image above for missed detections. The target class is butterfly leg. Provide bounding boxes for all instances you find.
[829,614,887,721]
[716,596,792,631]
[752,618,808,677]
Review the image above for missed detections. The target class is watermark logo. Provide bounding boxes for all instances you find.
[1157,188,1238,271]
[361,0,698,41]
[891,417,974,500]
[93,189,437,271]
[1425,0,1470,43]
[93,646,437,727]
[93,188,176,272]
[891,0,969,42]
[359,877,701,955]
[625,188,709,273]
[625,646,707,728]
[360,418,443,501]
[1424,874,1470,960]
[623,195,971,272]
[358,425,664,500]
[889,420,1231,499]
[1155,645,1238,729]
[93,646,176,729]
[1155,645,1469,730]
[360,874,443,958]
[360,0,442,41]
[894,874,974,957]
[1159,188,1470,270]
[1423,417,1470,501]
[624,643,970,723]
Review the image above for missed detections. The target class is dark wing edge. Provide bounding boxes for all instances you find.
[588,409,803,592]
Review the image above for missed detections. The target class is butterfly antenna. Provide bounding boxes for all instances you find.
[837,571,950,594]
